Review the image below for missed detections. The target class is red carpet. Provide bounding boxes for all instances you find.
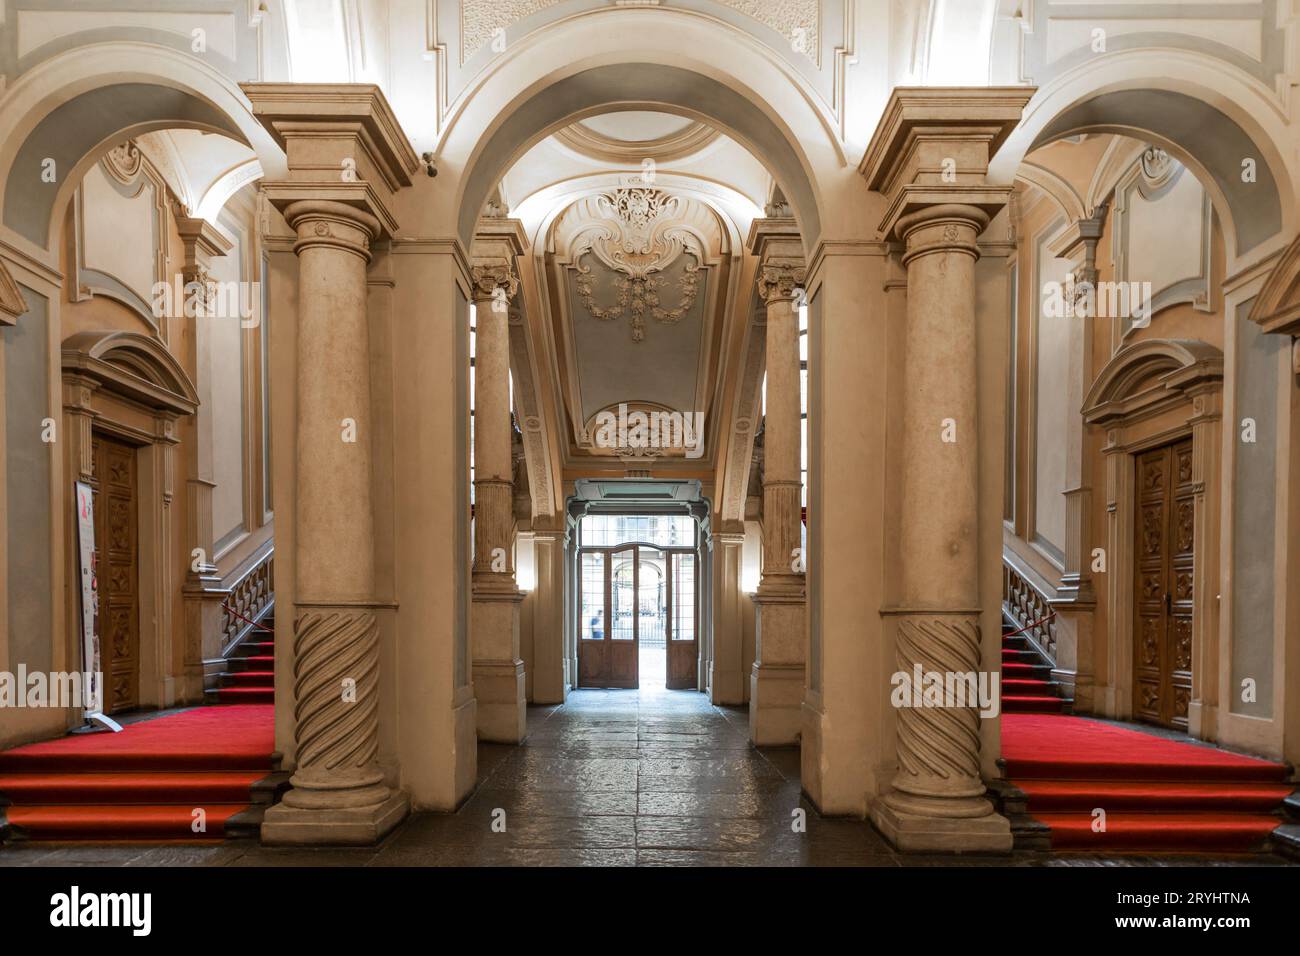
[1003,713,1292,851]
[0,705,274,842]
[209,636,275,704]
[999,623,1068,714]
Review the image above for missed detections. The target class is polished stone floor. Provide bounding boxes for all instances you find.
[0,688,1293,867]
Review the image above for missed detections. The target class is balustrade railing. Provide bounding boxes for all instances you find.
[1002,554,1058,664]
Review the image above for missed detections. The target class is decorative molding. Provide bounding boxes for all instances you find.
[72,143,170,336]
[242,82,419,240]
[1248,233,1300,338]
[0,256,27,325]
[61,329,200,416]
[459,0,821,65]
[860,87,1033,239]
[553,119,720,164]
[289,605,382,775]
[1110,150,1213,340]
[1083,339,1224,428]
[101,141,144,183]
[566,187,705,342]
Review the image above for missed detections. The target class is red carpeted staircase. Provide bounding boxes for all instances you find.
[1000,713,1296,852]
[0,704,278,842]
[1000,618,1071,714]
[206,610,275,705]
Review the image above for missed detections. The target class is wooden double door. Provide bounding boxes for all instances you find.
[1132,437,1195,730]
[578,544,698,689]
[89,433,141,714]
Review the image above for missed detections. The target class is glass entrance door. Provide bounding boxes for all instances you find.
[575,514,700,690]
[577,546,639,688]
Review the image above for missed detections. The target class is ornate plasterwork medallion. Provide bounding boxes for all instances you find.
[1139,146,1176,189]
[101,142,144,184]
[571,188,703,342]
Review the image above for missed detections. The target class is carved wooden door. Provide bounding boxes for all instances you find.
[1133,438,1195,729]
[91,433,140,713]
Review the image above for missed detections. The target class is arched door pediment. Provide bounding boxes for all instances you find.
[1082,339,1222,427]
[62,329,199,416]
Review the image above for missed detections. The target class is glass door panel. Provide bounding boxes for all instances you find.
[666,552,698,689]
[577,551,608,687]
[606,546,638,686]
[638,548,666,689]
[610,552,635,641]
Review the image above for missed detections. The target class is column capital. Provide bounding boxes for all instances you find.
[895,204,989,264]
[747,218,805,304]
[174,214,234,311]
[281,199,382,262]
[243,82,419,239]
[469,263,520,304]
[757,261,807,305]
[860,87,1033,241]
[470,217,527,304]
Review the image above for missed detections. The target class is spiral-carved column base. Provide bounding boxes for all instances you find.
[261,609,409,845]
[870,613,1010,851]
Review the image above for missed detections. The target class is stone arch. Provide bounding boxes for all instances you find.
[1016,160,1089,221]
[426,10,851,255]
[454,64,823,252]
[990,51,1296,266]
[0,42,285,254]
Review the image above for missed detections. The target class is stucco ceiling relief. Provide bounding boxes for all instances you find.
[570,188,705,343]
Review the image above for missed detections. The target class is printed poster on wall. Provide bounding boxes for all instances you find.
[74,480,104,717]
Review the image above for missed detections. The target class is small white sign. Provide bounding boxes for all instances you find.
[74,480,105,719]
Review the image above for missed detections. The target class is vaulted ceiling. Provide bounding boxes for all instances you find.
[547,186,731,447]
[502,110,771,494]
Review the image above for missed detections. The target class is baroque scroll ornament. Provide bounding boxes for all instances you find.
[573,188,703,342]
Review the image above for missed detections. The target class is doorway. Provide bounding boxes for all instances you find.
[1132,437,1194,730]
[89,432,141,714]
[576,513,699,690]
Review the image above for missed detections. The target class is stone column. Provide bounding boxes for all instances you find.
[877,202,1013,847]
[746,219,806,745]
[860,87,1032,852]
[260,198,406,843]
[470,218,528,742]
[243,82,420,844]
